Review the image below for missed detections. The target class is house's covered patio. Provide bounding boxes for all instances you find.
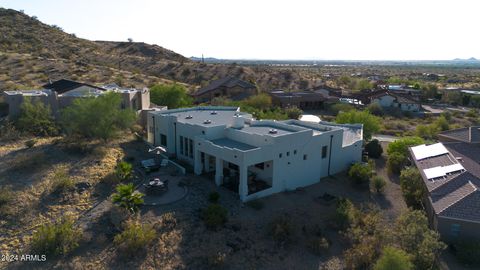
[194,150,273,201]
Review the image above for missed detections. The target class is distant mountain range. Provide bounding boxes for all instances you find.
[453,57,478,61]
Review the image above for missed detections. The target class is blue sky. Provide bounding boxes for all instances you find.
[1,0,479,60]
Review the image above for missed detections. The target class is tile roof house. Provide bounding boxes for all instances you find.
[193,76,257,103]
[269,89,339,110]
[409,127,480,242]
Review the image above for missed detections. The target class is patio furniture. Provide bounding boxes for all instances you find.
[145,177,168,195]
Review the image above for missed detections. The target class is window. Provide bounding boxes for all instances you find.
[160,134,167,147]
[303,154,308,160]
[180,136,184,155]
[255,163,265,170]
[322,146,328,159]
[294,150,297,155]
[450,224,461,237]
[184,137,188,156]
[287,151,290,156]
[279,153,282,158]
[189,139,193,158]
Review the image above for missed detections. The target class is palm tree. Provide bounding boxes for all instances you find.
[112,183,144,214]
[116,161,133,181]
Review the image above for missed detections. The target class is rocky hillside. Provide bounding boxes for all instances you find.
[0,8,320,92]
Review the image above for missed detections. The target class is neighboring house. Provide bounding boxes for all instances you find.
[269,89,338,110]
[147,106,363,202]
[364,90,421,112]
[409,127,480,242]
[3,79,153,127]
[3,89,58,117]
[193,76,257,103]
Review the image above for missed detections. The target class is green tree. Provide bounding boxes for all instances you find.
[433,116,449,131]
[374,246,413,270]
[242,93,272,111]
[116,161,133,181]
[399,167,425,208]
[150,83,193,109]
[365,139,383,158]
[355,79,373,91]
[393,210,446,269]
[61,92,136,141]
[112,183,144,214]
[15,97,58,136]
[336,110,381,140]
[387,137,424,157]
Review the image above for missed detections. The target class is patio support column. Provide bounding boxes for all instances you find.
[238,165,248,201]
[204,154,210,172]
[194,150,202,175]
[215,158,223,186]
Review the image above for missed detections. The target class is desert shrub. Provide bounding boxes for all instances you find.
[285,106,303,119]
[267,215,294,245]
[466,109,478,118]
[393,210,446,269]
[112,183,144,214]
[399,167,425,209]
[24,139,37,148]
[373,246,413,270]
[205,251,227,267]
[242,93,272,111]
[387,152,407,175]
[415,124,438,140]
[0,120,21,141]
[115,161,133,181]
[367,103,384,116]
[334,198,357,229]
[246,200,264,210]
[31,217,82,256]
[454,240,480,266]
[365,139,383,158]
[208,191,220,203]
[329,103,355,114]
[51,167,74,193]
[307,237,330,255]
[15,97,58,136]
[0,186,13,215]
[61,92,136,141]
[8,152,45,172]
[348,162,372,186]
[114,219,156,254]
[371,176,386,193]
[201,204,228,230]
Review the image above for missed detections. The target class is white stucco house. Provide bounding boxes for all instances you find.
[367,90,421,112]
[147,106,363,202]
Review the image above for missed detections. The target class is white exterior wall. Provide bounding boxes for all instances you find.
[148,108,363,202]
[373,95,396,107]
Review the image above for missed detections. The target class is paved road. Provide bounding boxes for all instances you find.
[372,134,399,142]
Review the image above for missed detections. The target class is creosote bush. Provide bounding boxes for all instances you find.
[114,219,156,254]
[201,204,228,230]
[348,162,372,186]
[51,167,75,193]
[365,139,383,159]
[267,215,294,245]
[371,176,387,193]
[208,191,220,203]
[31,216,82,256]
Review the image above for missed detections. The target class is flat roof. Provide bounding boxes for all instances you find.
[154,107,248,127]
[239,125,295,136]
[210,138,258,151]
[4,90,52,96]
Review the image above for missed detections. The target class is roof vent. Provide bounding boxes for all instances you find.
[268,129,278,134]
[210,111,218,115]
[203,119,212,124]
[185,115,193,119]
